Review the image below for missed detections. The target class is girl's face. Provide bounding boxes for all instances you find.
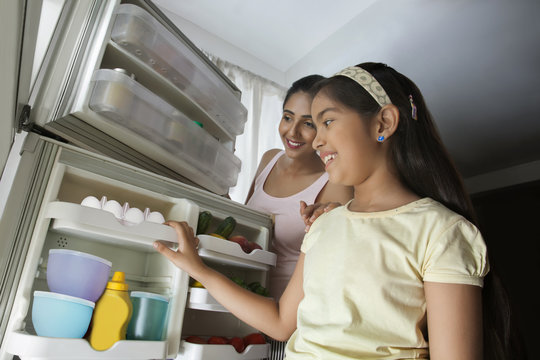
[311,92,382,186]
[279,91,317,159]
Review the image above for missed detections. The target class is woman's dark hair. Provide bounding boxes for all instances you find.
[313,62,525,359]
[283,74,325,108]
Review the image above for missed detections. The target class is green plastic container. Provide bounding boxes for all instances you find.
[126,291,169,341]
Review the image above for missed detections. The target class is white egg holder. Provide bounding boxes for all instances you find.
[177,340,270,360]
[81,195,166,225]
[187,287,227,312]
[197,235,276,271]
[45,201,183,251]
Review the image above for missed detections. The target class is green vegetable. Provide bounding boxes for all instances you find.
[230,276,247,288]
[214,216,236,239]
[248,281,269,297]
[196,211,213,234]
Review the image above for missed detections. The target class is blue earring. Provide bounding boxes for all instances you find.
[377,135,385,142]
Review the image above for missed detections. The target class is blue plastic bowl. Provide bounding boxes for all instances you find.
[32,291,95,338]
[47,249,112,302]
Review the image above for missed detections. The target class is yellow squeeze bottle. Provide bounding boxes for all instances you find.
[89,271,133,351]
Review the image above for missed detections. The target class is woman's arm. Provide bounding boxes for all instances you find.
[153,221,303,341]
[424,281,483,360]
[300,183,353,231]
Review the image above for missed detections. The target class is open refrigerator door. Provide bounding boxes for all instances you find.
[1,0,278,359]
[0,136,274,360]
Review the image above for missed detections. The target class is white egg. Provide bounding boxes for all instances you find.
[124,207,145,224]
[103,200,123,219]
[81,196,101,209]
[146,211,165,224]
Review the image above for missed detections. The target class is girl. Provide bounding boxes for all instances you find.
[245,74,353,301]
[154,63,490,359]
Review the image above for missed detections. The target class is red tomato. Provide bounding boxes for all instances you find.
[185,335,206,344]
[229,336,245,353]
[207,336,229,344]
[243,332,266,345]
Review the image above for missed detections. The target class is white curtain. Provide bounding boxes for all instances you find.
[206,54,287,203]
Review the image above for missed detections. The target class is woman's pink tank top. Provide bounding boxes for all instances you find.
[246,151,328,300]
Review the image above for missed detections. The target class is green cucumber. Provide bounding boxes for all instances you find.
[214,216,236,239]
[196,211,213,235]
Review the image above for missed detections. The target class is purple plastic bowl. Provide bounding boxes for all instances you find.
[47,249,112,302]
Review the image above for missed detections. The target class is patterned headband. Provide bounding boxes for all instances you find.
[334,66,392,107]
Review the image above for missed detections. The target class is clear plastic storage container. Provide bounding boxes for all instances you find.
[88,68,242,192]
[110,4,247,137]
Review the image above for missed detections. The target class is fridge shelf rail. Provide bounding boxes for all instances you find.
[45,201,186,251]
[178,340,270,360]
[5,331,168,360]
[197,235,276,271]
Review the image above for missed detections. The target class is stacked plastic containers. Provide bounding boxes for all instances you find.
[110,4,247,137]
[88,68,242,194]
[33,249,170,346]
[87,3,248,195]
[32,249,112,338]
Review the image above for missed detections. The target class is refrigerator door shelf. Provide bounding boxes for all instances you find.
[45,201,187,251]
[178,340,270,360]
[5,331,168,360]
[187,287,227,313]
[197,235,276,271]
[111,4,247,137]
[88,69,241,193]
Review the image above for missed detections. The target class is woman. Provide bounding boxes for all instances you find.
[245,74,353,300]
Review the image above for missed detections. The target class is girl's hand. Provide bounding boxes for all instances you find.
[300,201,341,232]
[153,221,207,279]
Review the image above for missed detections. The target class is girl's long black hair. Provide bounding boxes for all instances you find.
[313,62,525,359]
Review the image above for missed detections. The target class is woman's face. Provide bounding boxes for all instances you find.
[311,92,381,186]
[278,91,317,159]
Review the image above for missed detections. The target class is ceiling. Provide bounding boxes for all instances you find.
[154,0,540,189]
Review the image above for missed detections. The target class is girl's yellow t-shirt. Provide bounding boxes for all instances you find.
[286,198,489,359]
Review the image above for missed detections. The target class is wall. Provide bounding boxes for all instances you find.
[159,7,287,87]
[472,179,540,359]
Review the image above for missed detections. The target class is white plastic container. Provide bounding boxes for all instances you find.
[188,287,227,312]
[110,4,247,137]
[88,68,242,192]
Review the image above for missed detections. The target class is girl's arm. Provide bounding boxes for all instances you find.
[424,281,483,360]
[153,220,303,341]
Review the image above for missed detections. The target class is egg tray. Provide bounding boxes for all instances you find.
[44,201,179,251]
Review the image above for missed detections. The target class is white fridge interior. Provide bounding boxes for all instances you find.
[1,138,274,360]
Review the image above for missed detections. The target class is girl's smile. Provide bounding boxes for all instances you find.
[319,151,337,169]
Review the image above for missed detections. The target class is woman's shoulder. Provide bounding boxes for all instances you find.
[260,149,282,165]
[253,149,282,177]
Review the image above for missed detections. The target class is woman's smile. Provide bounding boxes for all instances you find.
[286,138,305,149]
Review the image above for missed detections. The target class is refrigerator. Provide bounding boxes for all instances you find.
[0,1,276,359]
